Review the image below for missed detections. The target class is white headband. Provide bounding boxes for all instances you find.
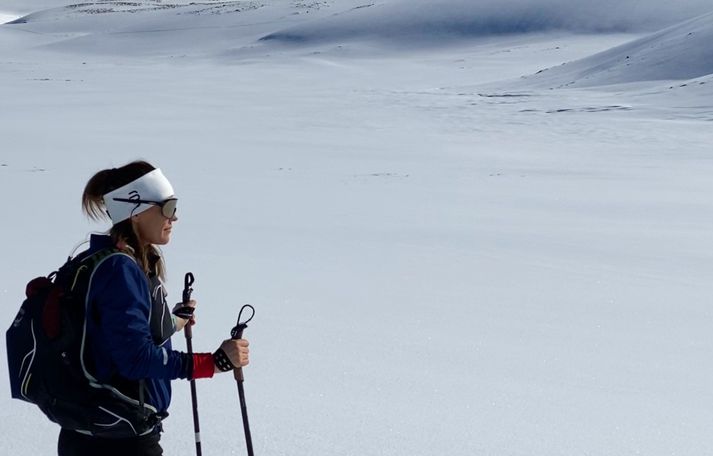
[102,168,175,225]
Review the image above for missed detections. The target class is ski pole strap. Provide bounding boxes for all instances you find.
[230,305,255,340]
[213,348,235,372]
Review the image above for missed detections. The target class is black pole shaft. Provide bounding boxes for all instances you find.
[233,325,254,456]
[183,273,202,456]
[236,374,254,456]
[186,324,203,456]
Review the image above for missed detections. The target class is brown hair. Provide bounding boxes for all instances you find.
[82,160,166,280]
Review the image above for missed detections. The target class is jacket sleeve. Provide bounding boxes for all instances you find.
[91,254,193,381]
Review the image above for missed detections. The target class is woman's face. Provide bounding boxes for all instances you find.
[132,204,177,245]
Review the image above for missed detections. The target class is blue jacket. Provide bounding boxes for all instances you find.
[82,234,192,415]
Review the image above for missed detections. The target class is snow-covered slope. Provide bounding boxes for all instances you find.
[260,0,713,46]
[519,10,713,87]
[3,1,335,56]
[6,0,713,57]
[0,0,68,15]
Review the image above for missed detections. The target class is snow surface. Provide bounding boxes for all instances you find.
[2,1,713,455]
[518,10,713,87]
[259,0,713,44]
[0,12,21,24]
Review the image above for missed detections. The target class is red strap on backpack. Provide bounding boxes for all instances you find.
[42,287,63,339]
[25,277,63,339]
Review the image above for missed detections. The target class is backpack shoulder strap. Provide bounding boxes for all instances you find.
[75,248,156,413]
[68,247,124,292]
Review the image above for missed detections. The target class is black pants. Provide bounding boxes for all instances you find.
[58,429,163,456]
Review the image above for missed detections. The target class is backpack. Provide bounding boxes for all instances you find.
[6,247,162,438]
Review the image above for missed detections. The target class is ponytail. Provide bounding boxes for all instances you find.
[82,169,116,222]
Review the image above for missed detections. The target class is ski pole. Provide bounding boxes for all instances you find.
[182,273,203,456]
[231,304,256,456]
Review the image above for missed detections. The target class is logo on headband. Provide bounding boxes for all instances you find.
[126,191,143,217]
[127,190,141,203]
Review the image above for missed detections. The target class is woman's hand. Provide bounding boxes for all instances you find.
[214,339,250,373]
[172,299,197,332]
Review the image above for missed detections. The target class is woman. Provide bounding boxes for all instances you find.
[57,160,249,455]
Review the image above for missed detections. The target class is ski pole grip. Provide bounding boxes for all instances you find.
[183,272,195,303]
[231,325,245,340]
[182,273,195,339]
[230,305,255,382]
[231,325,246,381]
[234,366,244,381]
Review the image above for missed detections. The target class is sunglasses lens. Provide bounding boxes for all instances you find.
[162,199,177,218]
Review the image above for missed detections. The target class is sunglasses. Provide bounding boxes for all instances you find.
[113,197,178,219]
